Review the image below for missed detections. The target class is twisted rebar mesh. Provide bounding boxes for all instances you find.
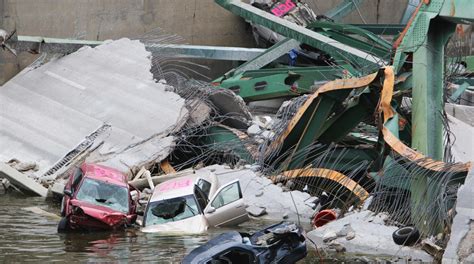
[370,155,468,237]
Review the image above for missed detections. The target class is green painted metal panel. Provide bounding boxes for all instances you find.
[288,96,336,169]
[317,100,371,143]
[201,126,254,163]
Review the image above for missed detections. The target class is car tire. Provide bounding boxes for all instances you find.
[57,217,70,233]
[392,226,420,246]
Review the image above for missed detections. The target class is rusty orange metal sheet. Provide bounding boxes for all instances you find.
[281,168,369,201]
[268,72,379,152]
[379,67,395,123]
[379,67,471,172]
[160,160,176,174]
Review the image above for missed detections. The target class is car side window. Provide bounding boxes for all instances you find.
[211,182,242,209]
[208,248,254,263]
[197,179,212,199]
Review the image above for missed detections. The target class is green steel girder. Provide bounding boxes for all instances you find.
[276,94,333,155]
[317,94,374,143]
[350,24,405,35]
[316,30,390,59]
[220,0,366,80]
[215,0,384,72]
[225,38,301,78]
[392,0,474,161]
[200,126,254,162]
[393,0,474,73]
[308,21,393,51]
[288,95,337,169]
[411,19,455,160]
[240,65,347,78]
[218,66,347,101]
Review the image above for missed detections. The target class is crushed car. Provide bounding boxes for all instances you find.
[182,222,307,263]
[141,174,249,234]
[58,163,139,232]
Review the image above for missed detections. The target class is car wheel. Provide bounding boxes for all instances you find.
[392,226,420,246]
[57,217,70,233]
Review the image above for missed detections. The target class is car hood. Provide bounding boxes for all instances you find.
[141,215,208,234]
[70,200,127,226]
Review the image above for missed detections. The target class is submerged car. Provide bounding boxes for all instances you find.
[182,222,307,264]
[58,163,139,232]
[141,174,249,233]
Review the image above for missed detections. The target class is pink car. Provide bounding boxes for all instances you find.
[58,163,138,232]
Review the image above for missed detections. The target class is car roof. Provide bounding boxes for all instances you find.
[80,163,128,187]
[150,175,203,201]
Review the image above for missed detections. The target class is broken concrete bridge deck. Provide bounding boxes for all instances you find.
[0,38,188,184]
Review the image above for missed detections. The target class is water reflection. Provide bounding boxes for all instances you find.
[0,193,274,262]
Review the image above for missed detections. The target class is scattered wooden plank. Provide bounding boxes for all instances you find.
[144,170,155,190]
[132,166,147,181]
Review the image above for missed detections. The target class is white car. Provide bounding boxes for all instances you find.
[141,172,249,233]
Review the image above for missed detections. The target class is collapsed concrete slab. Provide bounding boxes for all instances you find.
[307,210,433,262]
[0,38,187,185]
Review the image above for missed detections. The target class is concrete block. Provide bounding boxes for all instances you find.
[0,163,48,197]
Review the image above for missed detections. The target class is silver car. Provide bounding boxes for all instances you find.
[141,172,249,233]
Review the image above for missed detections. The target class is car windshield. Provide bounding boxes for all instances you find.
[75,178,129,213]
[144,195,200,226]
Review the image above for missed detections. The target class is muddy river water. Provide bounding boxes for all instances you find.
[0,193,333,263]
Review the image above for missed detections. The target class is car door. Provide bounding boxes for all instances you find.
[204,180,249,227]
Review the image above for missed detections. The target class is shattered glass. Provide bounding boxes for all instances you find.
[75,178,129,213]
